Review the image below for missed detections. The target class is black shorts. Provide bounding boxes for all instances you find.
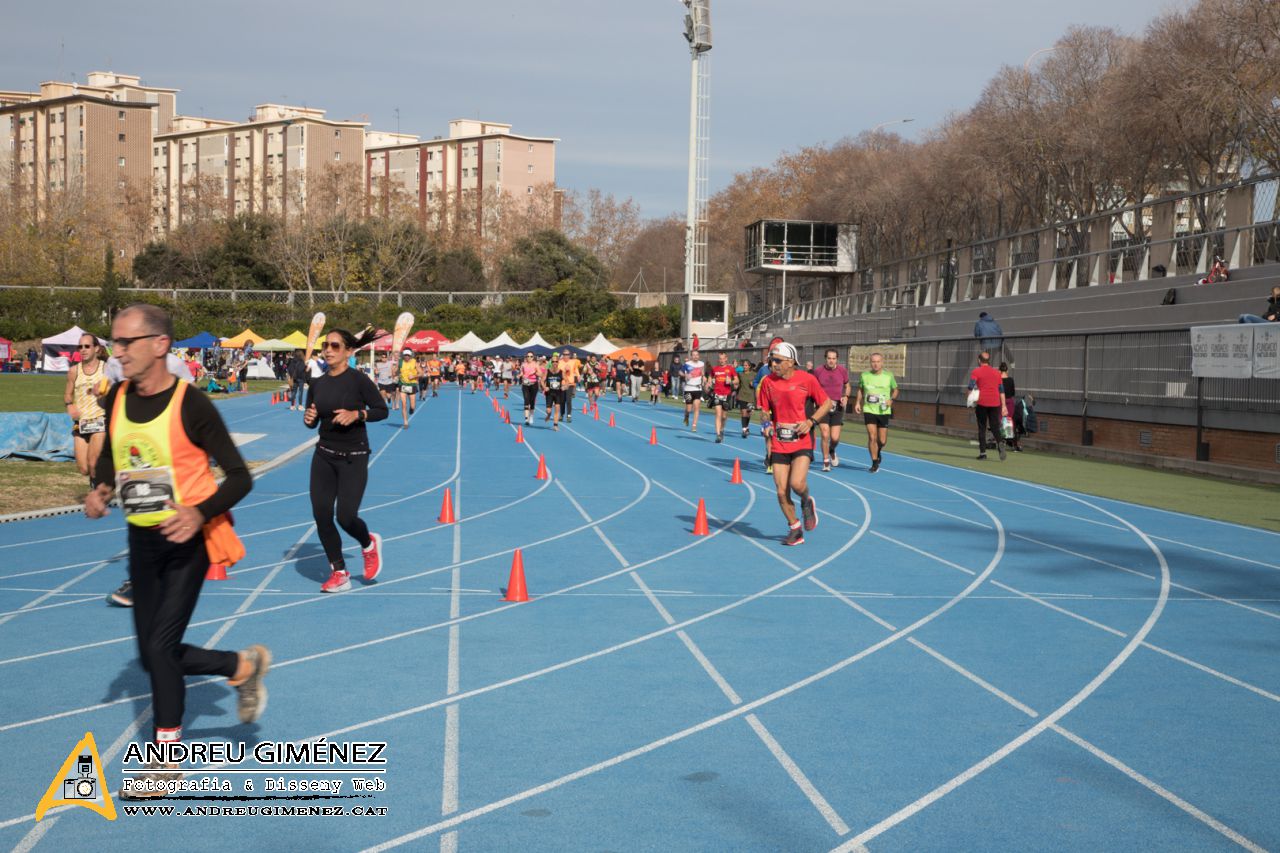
[521,383,540,408]
[545,388,564,406]
[821,409,844,427]
[710,393,732,408]
[769,449,814,466]
[863,412,891,428]
[379,383,395,394]
[683,389,703,404]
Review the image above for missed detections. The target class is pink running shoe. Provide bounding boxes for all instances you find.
[362,533,383,582]
[321,568,351,593]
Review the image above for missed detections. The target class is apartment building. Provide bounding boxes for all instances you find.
[1,72,175,215]
[365,119,557,231]
[152,104,366,233]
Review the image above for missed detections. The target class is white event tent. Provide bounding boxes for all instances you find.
[482,331,519,349]
[448,331,489,353]
[580,333,620,355]
[516,332,556,350]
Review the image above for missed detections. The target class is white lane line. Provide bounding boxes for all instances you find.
[440,472,462,853]
[0,552,117,629]
[356,485,996,852]
[831,488,1171,851]
[1050,726,1266,852]
[562,464,851,838]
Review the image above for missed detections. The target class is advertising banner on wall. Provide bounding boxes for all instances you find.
[1252,323,1280,379]
[1190,324,1254,379]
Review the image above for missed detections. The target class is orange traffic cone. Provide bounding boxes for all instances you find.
[692,498,710,536]
[515,425,524,443]
[534,454,549,480]
[438,487,456,524]
[608,413,616,427]
[269,392,276,405]
[206,563,228,581]
[503,409,511,424]
[649,426,658,445]
[582,403,588,415]
[503,549,530,602]
[730,457,743,484]
[593,406,600,421]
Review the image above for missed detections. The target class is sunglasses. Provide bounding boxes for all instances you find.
[322,341,344,350]
[79,344,95,349]
[111,334,161,349]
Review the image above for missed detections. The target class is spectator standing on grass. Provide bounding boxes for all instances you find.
[1238,286,1280,323]
[968,351,1007,462]
[999,362,1023,452]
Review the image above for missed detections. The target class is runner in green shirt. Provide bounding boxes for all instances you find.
[854,352,898,473]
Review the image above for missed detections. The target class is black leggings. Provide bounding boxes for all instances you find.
[128,526,239,736]
[975,404,1004,453]
[310,447,371,570]
[522,383,540,410]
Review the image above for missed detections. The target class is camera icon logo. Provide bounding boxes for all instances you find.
[62,755,97,800]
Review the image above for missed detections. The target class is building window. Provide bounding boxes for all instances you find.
[118,110,125,120]
[528,164,534,173]
[527,186,533,194]
[118,133,126,142]
[334,152,341,161]
[118,157,126,166]
[334,129,340,138]
[528,144,533,152]
[153,146,159,156]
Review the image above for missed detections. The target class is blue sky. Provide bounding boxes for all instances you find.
[5,0,1176,218]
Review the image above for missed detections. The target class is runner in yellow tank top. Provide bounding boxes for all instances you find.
[64,333,109,482]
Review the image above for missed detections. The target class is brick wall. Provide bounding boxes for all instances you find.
[890,401,1280,471]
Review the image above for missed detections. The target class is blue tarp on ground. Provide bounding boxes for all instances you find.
[0,412,74,461]
[174,331,219,349]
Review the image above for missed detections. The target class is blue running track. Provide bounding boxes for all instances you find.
[0,387,1276,851]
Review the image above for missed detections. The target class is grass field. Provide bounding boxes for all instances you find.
[0,374,279,413]
[648,394,1280,532]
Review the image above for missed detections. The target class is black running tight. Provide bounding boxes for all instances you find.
[310,448,371,569]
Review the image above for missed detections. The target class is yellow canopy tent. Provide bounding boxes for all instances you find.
[280,330,308,349]
[222,329,266,348]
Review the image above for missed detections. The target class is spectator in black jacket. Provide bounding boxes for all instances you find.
[1238,286,1280,324]
[286,351,308,411]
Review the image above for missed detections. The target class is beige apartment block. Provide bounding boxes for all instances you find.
[152,104,366,233]
[1,72,172,217]
[365,119,557,231]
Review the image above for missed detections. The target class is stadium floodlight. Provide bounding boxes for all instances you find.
[681,0,711,305]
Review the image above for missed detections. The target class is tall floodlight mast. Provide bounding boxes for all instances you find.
[682,0,711,300]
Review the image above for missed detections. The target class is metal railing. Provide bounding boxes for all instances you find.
[763,172,1280,320]
[0,285,645,311]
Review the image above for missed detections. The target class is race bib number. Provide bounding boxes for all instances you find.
[775,425,798,442]
[116,467,176,519]
[866,394,881,405]
[78,417,105,435]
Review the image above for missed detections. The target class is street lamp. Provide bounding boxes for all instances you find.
[680,0,712,347]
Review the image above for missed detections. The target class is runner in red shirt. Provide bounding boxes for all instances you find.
[708,352,737,444]
[967,350,1007,461]
[757,342,832,545]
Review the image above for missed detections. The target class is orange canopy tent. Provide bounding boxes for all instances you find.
[607,347,656,362]
[222,329,265,348]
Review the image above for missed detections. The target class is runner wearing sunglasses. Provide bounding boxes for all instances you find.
[757,342,831,545]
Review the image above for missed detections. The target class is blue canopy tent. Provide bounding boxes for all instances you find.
[174,331,219,349]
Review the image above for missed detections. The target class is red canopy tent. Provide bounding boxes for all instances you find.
[0,336,12,362]
[405,330,450,353]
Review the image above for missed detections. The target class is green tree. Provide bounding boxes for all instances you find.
[499,230,606,291]
[101,245,121,321]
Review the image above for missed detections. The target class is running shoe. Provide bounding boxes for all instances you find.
[822,461,831,472]
[108,579,133,607]
[566,414,572,423]
[321,568,351,593]
[362,533,383,582]
[870,458,881,473]
[742,428,749,438]
[691,424,697,433]
[231,643,271,724]
[715,433,723,443]
[998,445,1007,461]
[802,495,818,531]
[683,414,690,426]
[553,423,559,431]
[765,463,773,474]
[119,762,182,800]
[831,454,840,468]
[783,524,804,546]
[976,454,988,460]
